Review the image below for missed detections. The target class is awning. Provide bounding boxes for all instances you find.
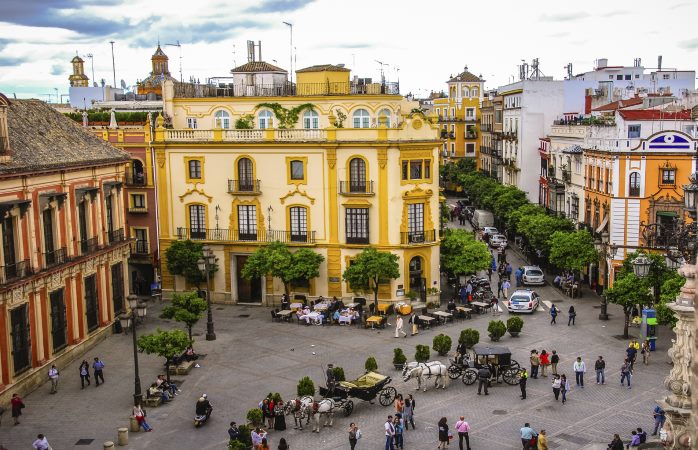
[0,199,31,216]
[656,211,678,218]
[595,215,609,233]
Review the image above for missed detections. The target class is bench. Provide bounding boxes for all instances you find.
[143,396,162,408]
[167,359,195,375]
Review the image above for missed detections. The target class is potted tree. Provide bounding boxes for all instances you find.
[506,316,524,337]
[458,328,480,350]
[487,320,506,342]
[365,356,378,373]
[246,408,263,427]
[415,344,430,363]
[432,333,453,356]
[297,376,315,396]
[393,348,407,370]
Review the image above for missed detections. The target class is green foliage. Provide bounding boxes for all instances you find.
[657,271,685,327]
[332,367,346,382]
[333,109,347,128]
[234,114,254,129]
[160,291,208,346]
[606,271,653,338]
[256,102,315,129]
[405,290,418,300]
[432,333,453,356]
[165,240,217,288]
[619,251,671,298]
[364,356,378,372]
[64,111,150,124]
[342,247,400,307]
[440,228,491,276]
[296,376,315,396]
[246,408,263,427]
[517,213,573,253]
[548,230,599,272]
[237,425,252,447]
[228,440,247,450]
[506,316,524,333]
[272,392,283,403]
[137,328,190,380]
[393,348,407,366]
[487,320,506,339]
[506,203,546,234]
[415,344,431,362]
[458,328,480,348]
[241,241,324,295]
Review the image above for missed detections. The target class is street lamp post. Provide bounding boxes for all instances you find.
[198,248,216,341]
[119,295,147,405]
[595,231,617,320]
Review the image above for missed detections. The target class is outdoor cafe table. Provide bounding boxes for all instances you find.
[338,314,354,325]
[366,315,383,329]
[432,311,453,324]
[471,301,491,314]
[290,302,303,311]
[276,310,293,321]
[455,306,473,319]
[313,303,328,311]
[418,315,435,329]
[299,311,323,325]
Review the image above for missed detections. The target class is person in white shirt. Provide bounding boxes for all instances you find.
[48,365,59,394]
[573,356,586,388]
[32,433,50,450]
[384,415,395,450]
[395,315,407,338]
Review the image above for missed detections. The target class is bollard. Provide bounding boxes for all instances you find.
[103,441,115,450]
[117,427,128,446]
[129,417,140,432]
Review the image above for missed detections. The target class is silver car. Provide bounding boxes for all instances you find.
[489,234,508,248]
[507,289,540,313]
[521,266,545,286]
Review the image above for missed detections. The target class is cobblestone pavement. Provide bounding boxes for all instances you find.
[1,205,674,450]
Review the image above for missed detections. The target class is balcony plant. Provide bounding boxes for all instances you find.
[393,348,407,370]
[234,114,254,129]
[487,320,506,342]
[332,109,347,128]
[255,103,315,129]
[506,316,524,337]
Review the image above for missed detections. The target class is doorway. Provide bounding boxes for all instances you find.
[235,255,262,303]
[409,256,427,302]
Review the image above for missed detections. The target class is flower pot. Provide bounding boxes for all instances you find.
[508,331,520,337]
[489,334,501,342]
[394,363,405,371]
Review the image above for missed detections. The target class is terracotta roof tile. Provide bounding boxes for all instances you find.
[592,97,643,111]
[231,61,287,73]
[3,99,130,175]
[296,64,350,73]
[618,110,692,120]
[447,70,484,83]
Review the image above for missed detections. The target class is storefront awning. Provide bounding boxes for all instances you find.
[656,211,678,218]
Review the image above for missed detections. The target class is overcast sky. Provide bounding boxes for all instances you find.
[1,0,697,101]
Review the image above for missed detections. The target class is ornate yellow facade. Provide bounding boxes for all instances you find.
[156,65,441,304]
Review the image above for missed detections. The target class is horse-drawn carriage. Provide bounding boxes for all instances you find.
[448,344,522,386]
[319,371,397,417]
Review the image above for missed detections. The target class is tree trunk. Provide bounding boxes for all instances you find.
[623,310,630,339]
[165,359,172,383]
[188,326,193,351]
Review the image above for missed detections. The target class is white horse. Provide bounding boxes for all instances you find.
[284,396,313,430]
[306,398,338,432]
[403,362,449,391]
[401,360,442,378]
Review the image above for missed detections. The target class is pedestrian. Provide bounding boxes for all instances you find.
[393,394,404,415]
[394,414,404,450]
[595,356,606,384]
[79,360,90,389]
[326,364,336,396]
[560,374,570,404]
[530,350,540,379]
[652,405,666,436]
[32,433,50,450]
[549,304,558,324]
[11,393,24,425]
[454,416,471,450]
[395,315,407,338]
[520,423,537,450]
[573,356,586,387]
[628,430,640,448]
[477,364,491,395]
[608,433,624,450]
[626,345,638,372]
[519,368,528,400]
[515,267,523,287]
[567,306,576,326]
[408,312,418,336]
[551,375,561,401]
[550,350,559,376]
[540,350,550,377]
[93,357,105,386]
[384,415,395,450]
[636,428,647,444]
[277,437,289,450]
[620,359,632,389]
[537,429,548,450]
[229,422,241,441]
[502,279,511,299]
[132,401,153,432]
[403,395,415,430]
[348,422,360,450]
[497,278,503,297]
[259,437,271,450]
[437,417,449,450]
[505,263,513,280]
[641,340,651,365]
[48,364,59,394]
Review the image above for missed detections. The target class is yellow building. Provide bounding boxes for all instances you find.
[433,67,484,163]
[155,63,442,304]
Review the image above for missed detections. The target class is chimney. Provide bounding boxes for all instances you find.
[657,55,663,71]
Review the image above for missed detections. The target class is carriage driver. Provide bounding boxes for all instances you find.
[326,364,336,396]
[455,340,468,365]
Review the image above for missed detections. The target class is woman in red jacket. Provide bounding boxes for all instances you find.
[540,350,551,378]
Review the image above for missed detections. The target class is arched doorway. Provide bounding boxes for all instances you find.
[130,159,145,185]
[409,256,426,302]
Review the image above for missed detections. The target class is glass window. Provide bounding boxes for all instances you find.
[188,159,202,179]
[238,205,257,240]
[401,160,409,180]
[303,109,319,129]
[237,157,254,189]
[290,160,304,180]
[189,204,205,239]
[187,117,198,129]
[352,109,370,128]
[132,194,145,208]
[258,110,273,129]
[289,207,307,242]
[378,108,391,127]
[346,208,369,244]
[471,87,479,97]
[661,169,675,185]
[214,110,230,129]
[628,124,641,138]
[629,172,640,196]
[349,158,366,192]
[410,160,422,179]
[408,203,424,238]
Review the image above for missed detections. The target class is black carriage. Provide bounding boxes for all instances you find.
[471,344,522,385]
[447,354,478,385]
[319,371,397,417]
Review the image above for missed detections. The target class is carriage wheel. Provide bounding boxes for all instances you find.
[462,369,477,385]
[509,359,521,370]
[379,386,397,406]
[343,400,354,417]
[447,365,463,380]
[503,368,521,385]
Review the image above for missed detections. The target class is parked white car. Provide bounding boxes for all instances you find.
[521,266,545,286]
[489,234,508,248]
[482,227,499,236]
[507,289,540,313]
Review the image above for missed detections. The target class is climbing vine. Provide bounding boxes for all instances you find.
[333,109,347,128]
[235,114,254,129]
[255,103,315,129]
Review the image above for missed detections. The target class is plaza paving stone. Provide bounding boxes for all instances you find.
[0,213,674,449]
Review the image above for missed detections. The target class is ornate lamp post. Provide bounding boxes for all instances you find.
[595,231,617,320]
[198,247,216,341]
[119,295,147,405]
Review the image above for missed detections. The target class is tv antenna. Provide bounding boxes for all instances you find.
[375,60,389,84]
[165,40,183,82]
[83,53,95,83]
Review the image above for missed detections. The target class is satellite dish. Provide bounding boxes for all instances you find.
[120,79,127,89]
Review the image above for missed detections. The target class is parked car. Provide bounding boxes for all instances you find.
[507,289,540,313]
[472,210,494,229]
[521,266,545,286]
[489,234,508,248]
[482,227,499,236]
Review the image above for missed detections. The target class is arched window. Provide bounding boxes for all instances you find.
[303,109,319,129]
[629,172,640,197]
[349,158,367,192]
[461,87,470,97]
[352,109,370,128]
[237,157,254,191]
[378,108,391,127]
[258,110,273,129]
[214,110,230,129]
[471,87,479,98]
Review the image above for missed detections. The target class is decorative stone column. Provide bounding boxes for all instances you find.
[661,262,695,449]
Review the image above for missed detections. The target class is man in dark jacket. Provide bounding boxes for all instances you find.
[519,368,528,399]
[477,364,491,395]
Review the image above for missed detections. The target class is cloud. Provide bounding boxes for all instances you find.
[130,19,269,47]
[50,64,65,75]
[678,38,698,50]
[245,0,316,13]
[545,32,570,39]
[540,12,589,22]
[0,55,27,66]
[670,2,691,9]
[600,10,629,17]
[313,42,374,49]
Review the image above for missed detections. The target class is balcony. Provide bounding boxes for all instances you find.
[0,260,33,284]
[464,116,477,122]
[125,172,146,186]
[128,205,148,214]
[107,228,125,244]
[339,180,374,195]
[437,116,463,123]
[346,235,370,245]
[43,247,67,269]
[227,179,262,195]
[131,239,150,255]
[481,124,493,132]
[465,132,478,139]
[176,227,317,244]
[174,80,400,98]
[400,230,436,245]
[79,237,99,255]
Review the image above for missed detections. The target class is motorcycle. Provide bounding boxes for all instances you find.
[194,399,213,427]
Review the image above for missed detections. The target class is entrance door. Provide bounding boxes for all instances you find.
[50,289,67,353]
[236,255,261,302]
[409,256,427,302]
[10,304,30,374]
[111,264,124,315]
[84,274,99,332]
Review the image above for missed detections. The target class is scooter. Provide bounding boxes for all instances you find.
[194,406,213,427]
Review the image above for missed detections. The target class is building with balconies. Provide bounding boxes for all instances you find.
[0,94,130,403]
[155,62,441,304]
